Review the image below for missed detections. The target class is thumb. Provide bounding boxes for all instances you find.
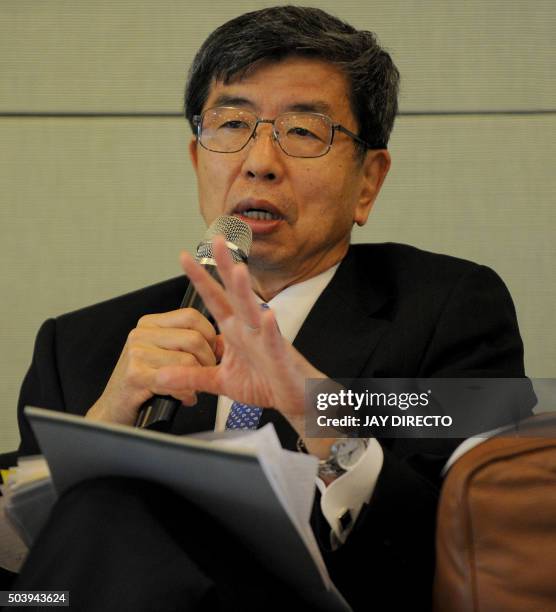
[156,364,222,397]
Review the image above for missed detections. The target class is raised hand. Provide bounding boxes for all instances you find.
[155,236,326,434]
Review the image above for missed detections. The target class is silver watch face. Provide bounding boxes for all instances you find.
[334,438,368,470]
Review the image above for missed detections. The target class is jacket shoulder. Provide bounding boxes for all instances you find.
[351,242,484,275]
[55,276,187,334]
[349,242,506,295]
[50,276,187,394]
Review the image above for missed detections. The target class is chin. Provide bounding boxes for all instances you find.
[246,248,284,272]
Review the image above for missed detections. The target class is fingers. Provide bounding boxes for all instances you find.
[128,327,217,367]
[138,308,217,349]
[213,237,262,329]
[181,237,263,331]
[180,250,234,324]
[124,363,199,407]
[127,343,212,370]
[260,306,283,354]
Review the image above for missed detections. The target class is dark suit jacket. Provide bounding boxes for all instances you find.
[16,243,527,611]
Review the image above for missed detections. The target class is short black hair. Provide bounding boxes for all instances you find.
[184,5,399,152]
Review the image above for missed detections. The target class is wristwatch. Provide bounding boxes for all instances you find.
[317,438,369,479]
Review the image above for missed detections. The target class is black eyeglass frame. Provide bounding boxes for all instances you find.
[192,106,383,158]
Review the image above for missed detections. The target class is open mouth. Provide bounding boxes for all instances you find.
[232,200,285,223]
[239,209,282,221]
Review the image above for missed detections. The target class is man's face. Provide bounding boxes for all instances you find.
[189,56,390,292]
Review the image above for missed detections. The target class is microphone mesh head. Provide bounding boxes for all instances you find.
[196,215,253,263]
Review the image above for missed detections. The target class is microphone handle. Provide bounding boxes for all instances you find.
[135,264,220,431]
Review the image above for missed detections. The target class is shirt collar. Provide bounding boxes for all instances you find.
[265,264,340,344]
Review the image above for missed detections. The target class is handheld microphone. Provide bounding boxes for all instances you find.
[135,215,252,431]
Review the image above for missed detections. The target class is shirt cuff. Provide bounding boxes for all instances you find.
[317,438,384,547]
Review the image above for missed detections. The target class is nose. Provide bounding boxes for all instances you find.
[241,122,284,182]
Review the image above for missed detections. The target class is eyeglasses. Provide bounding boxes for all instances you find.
[192,106,377,158]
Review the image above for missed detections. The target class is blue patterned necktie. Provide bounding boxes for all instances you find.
[225,303,270,431]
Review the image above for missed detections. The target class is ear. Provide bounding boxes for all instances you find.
[189,137,199,173]
[353,150,391,226]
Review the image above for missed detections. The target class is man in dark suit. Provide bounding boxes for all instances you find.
[12,6,528,611]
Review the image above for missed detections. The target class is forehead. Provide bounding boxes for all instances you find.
[203,57,354,122]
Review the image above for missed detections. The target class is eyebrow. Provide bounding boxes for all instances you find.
[211,94,254,109]
[208,95,333,116]
[286,101,333,115]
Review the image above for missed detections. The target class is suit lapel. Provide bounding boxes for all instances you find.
[293,246,392,379]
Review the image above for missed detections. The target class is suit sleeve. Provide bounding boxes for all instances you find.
[17,318,66,457]
[316,264,530,611]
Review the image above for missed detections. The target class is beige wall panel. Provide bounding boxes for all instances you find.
[1,113,554,451]
[1,0,554,113]
[0,117,203,452]
[365,114,556,381]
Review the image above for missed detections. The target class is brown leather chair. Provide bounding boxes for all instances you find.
[434,413,556,611]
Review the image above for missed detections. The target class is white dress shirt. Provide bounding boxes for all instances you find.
[214,264,384,546]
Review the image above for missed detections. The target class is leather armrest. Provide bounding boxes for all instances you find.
[434,413,556,611]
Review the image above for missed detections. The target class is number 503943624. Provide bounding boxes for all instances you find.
[0,591,69,606]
